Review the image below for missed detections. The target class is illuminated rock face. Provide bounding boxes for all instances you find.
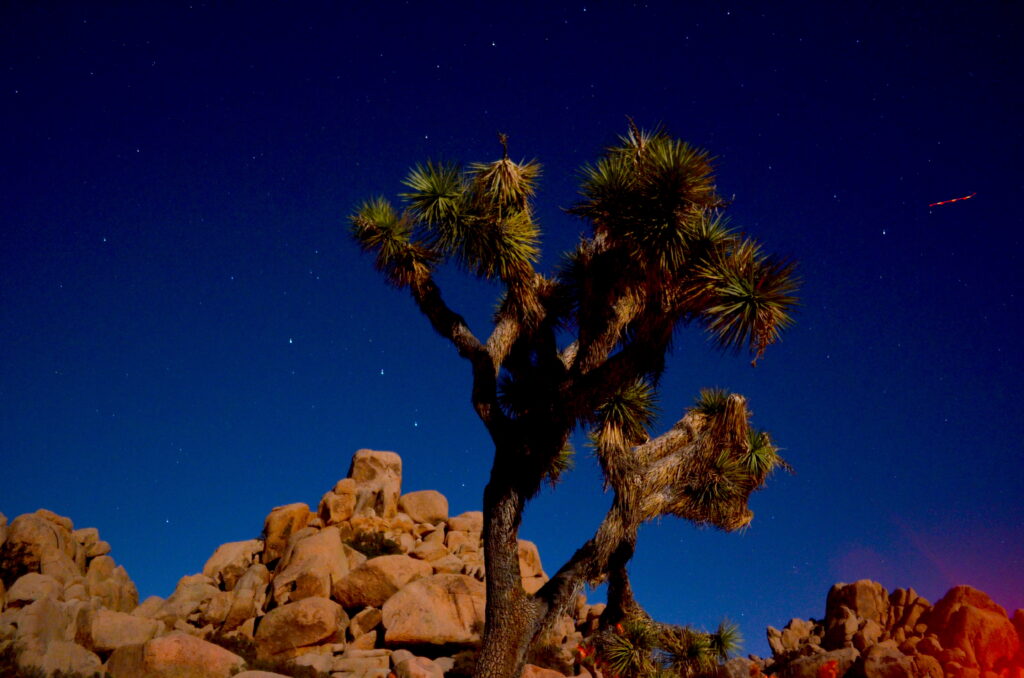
[767,582,1023,678]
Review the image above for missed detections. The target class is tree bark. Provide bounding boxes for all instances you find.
[474,464,543,678]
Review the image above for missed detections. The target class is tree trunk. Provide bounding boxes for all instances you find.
[474,459,543,678]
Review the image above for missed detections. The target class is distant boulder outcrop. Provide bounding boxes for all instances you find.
[764,579,1022,678]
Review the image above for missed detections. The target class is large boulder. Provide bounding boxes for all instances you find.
[0,512,79,585]
[320,477,359,525]
[85,554,138,612]
[518,540,545,579]
[88,608,162,652]
[272,526,349,605]
[381,573,486,645]
[107,631,245,678]
[776,648,860,678]
[261,503,313,565]
[17,639,103,676]
[940,604,1019,670]
[254,596,347,659]
[12,595,77,646]
[826,580,890,628]
[156,573,218,625]
[333,554,432,609]
[202,538,263,591]
[399,490,449,524]
[448,511,483,534]
[849,645,913,678]
[925,586,1007,628]
[349,449,403,519]
[6,572,63,607]
[222,563,272,632]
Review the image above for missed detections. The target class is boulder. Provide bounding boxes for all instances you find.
[14,595,74,646]
[432,554,466,575]
[722,657,761,678]
[518,539,545,578]
[202,538,263,590]
[823,604,860,650]
[89,607,161,651]
[85,555,138,612]
[925,586,1008,631]
[411,539,448,562]
[382,573,486,645]
[17,639,102,676]
[940,604,1019,670]
[293,651,336,672]
[522,665,567,678]
[333,554,432,609]
[272,526,349,605]
[776,648,859,678]
[261,503,313,565]
[157,573,218,624]
[396,655,446,678]
[350,606,383,638]
[911,653,943,678]
[349,449,404,519]
[107,630,245,678]
[778,618,816,652]
[826,580,890,628]
[222,563,271,631]
[6,572,63,606]
[399,490,449,524]
[853,619,884,652]
[850,644,913,678]
[320,477,359,524]
[0,512,79,585]
[133,595,165,618]
[448,511,483,534]
[254,596,348,658]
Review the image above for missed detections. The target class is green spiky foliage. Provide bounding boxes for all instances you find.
[349,125,798,678]
[598,619,659,678]
[693,388,730,416]
[590,617,743,678]
[709,619,743,662]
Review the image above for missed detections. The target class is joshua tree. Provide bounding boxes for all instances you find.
[350,123,799,678]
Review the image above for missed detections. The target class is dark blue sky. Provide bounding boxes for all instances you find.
[2,2,1022,658]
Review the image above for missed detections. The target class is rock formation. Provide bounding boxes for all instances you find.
[2,449,1020,678]
[0,449,586,677]
[761,580,1023,678]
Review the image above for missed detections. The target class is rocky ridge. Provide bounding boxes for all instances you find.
[724,579,1023,678]
[0,449,597,677]
[2,449,1021,678]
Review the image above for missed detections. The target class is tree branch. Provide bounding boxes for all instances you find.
[409,272,507,428]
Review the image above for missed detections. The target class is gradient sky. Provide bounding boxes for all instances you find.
[2,2,1022,659]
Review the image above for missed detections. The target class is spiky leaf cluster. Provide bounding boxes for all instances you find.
[668,392,791,532]
[592,617,742,678]
[350,149,542,288]
[564,125,799,364]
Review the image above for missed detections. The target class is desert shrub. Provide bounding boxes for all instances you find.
[344,532,402,558]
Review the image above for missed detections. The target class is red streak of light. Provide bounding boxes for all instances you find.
[928,192,977,207]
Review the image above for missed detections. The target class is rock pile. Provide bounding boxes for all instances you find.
[729,579,1023,678]
[4,450,1020,678]
[0,449,595,677]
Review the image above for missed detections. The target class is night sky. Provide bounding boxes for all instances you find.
[2,3,1022,658]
